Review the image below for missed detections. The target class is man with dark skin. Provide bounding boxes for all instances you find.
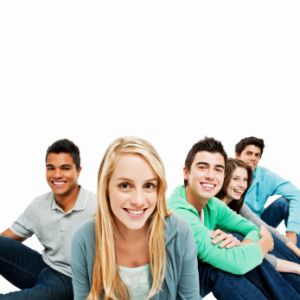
[0,139,96,299]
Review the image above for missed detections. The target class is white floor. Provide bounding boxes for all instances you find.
[0,278,216,299]
[1,279,18,293]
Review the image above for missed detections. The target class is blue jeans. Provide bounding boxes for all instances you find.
[261,197,300,248]
[271,235,300,294]
[271,235,300,264]
[0,236,73,300]
[198,258,300,300]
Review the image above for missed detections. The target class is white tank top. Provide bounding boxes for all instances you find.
[119,264,151,300]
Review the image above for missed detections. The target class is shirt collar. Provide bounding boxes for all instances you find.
[50,186,87,212]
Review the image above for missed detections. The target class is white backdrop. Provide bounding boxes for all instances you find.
[0,1,299,296]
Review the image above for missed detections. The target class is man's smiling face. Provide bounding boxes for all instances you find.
[46,152,81,199]
[184,151,225,202]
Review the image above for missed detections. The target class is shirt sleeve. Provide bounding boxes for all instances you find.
[176,220,202,300]
[10,200,36,238]
[265,254,278,268]
[71,226,91,300]
[170,205,263,275]
[240,203,289,244]
[265,169,300,233]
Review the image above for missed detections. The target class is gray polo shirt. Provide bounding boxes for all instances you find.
[10,186,97,277]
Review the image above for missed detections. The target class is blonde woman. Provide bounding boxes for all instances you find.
[71,137,200,300]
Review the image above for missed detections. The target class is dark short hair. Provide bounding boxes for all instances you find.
[45,139,81,169]
[184,137,227,185]
[235,136,265,156]
[216,158,252,213]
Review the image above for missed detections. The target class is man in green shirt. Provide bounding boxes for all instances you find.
[168,137,299,300]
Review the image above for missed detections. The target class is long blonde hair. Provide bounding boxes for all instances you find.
[87,137,170,300]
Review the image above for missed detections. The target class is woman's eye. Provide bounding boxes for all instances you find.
[118,183,131,189]
[144,183,156,190]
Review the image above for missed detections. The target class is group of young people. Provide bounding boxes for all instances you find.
[1,136,300,299]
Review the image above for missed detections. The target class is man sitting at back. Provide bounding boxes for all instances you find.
[236,136,300,246]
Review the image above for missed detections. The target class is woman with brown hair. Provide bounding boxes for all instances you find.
[217,158,300,293]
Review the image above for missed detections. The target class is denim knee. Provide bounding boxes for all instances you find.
[275,197,289,211]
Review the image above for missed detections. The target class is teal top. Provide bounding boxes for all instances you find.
[71,214,201,300]
[245,165,300,233]
[119,264,151,300]
[168,185,264,275]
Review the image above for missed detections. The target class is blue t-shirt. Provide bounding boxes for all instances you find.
[245,165,300,233]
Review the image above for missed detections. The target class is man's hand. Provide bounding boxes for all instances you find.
[286,231,298,245]
[286,241,300,258]
[211,229,241,249]
[258,226,274,255]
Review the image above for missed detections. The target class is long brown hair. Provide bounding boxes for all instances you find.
[87,137,170,300]
[216,158,252,213]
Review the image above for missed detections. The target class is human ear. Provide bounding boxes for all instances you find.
[183,166,189,181]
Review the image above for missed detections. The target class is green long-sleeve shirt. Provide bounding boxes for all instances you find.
[167,185,264,275]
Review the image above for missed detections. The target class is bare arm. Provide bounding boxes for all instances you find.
[1,228,27,242]
[286,241,300,258]
[286,231,298,245]
[276,258,300,275]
